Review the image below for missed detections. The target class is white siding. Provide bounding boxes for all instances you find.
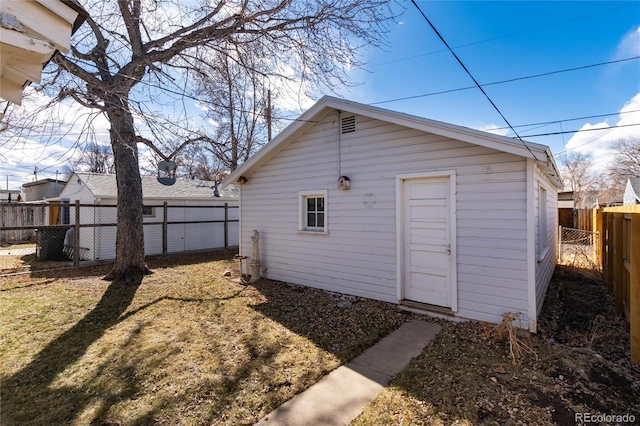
[533,164,558,317]
[240,112,531,324]
[624,180,639,205]
[59,180,99,260]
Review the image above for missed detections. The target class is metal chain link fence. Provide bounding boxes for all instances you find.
[558,226,599,268]
[1,202,238,269]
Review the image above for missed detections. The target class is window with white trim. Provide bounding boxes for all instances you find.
[143,205,155,217]
[538,186,548,258]
[299,190,327,233]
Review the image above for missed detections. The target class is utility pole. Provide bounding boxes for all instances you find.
[266,89,272,142]
[33,166,38,181]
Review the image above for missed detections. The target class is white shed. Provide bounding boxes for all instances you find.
[58,172,239,261]
[222,97,563,331]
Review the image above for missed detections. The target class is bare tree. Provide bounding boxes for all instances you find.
[195,49,270,172]
[71,142,115,174]
[8,0,397,283]
[608,136,640,183]
[558,151,601,208]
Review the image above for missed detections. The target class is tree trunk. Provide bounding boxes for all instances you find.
[103,106,149,283]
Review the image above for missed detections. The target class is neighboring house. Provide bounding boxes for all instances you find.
[22,178,67,201]
[557,191,575,228]
[0,0,84,105]
[222,96,563,331]
[57,173,239,261]
[623,178,640,206]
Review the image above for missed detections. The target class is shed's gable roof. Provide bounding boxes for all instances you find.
[69,173,238,200]
[222,96,562,189]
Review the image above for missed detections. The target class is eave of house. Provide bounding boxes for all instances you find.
[222,96,563,190]
[0,0,84,105]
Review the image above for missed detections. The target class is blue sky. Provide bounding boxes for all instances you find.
[343,1,639,162]
[1,1,639,190]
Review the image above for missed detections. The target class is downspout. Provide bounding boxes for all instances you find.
[337,110,342,179]
[239,184,244,274]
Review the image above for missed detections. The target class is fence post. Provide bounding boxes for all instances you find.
[558,225,562,262]
[613,213,624,316]
[162,202,168,256]
[73,200,80,269]
[224,203,229,249]
[630,214,640,365]
[599,211,606,274]
[594,209,602,268]
[605,213,614,292]
[0,204,5,244]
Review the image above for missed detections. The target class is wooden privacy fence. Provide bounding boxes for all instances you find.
[576,208,594,231]
[594,205,640,365]
[0,203,49,241]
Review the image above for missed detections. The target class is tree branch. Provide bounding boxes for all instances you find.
[118,0,144,57]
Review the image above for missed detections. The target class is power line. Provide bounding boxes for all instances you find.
[370,56,640,106]
[521,122,640,138]
[410,0,538,160]
[553,132,611,156]
[370,3,637,68]
[35,25,640,136]
[487,109,640,132]
[6,108,638,145]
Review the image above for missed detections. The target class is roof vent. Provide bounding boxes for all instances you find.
[341,115,356,134]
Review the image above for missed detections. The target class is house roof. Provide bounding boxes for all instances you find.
[0,0,85,105]
[557,191,574,200]
[627,177,640,201]
[22,178,67,188]
[222,96,563,189]
[70,173,238,201]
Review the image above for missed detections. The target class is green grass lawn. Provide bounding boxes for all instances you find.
[1,251,415,425]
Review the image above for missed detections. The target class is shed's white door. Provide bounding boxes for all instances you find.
[403,176,453,308]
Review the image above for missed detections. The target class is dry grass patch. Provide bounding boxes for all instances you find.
[1,251,415,425]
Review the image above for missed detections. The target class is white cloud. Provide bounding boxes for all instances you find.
[616,26,640,58]
[562,92,640,171]
[1,89,110,190]
[477,124,511,137]
[269,63,315,116]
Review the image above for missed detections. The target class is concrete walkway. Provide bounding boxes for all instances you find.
[0,247,36,256]
[255,320,442,426]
